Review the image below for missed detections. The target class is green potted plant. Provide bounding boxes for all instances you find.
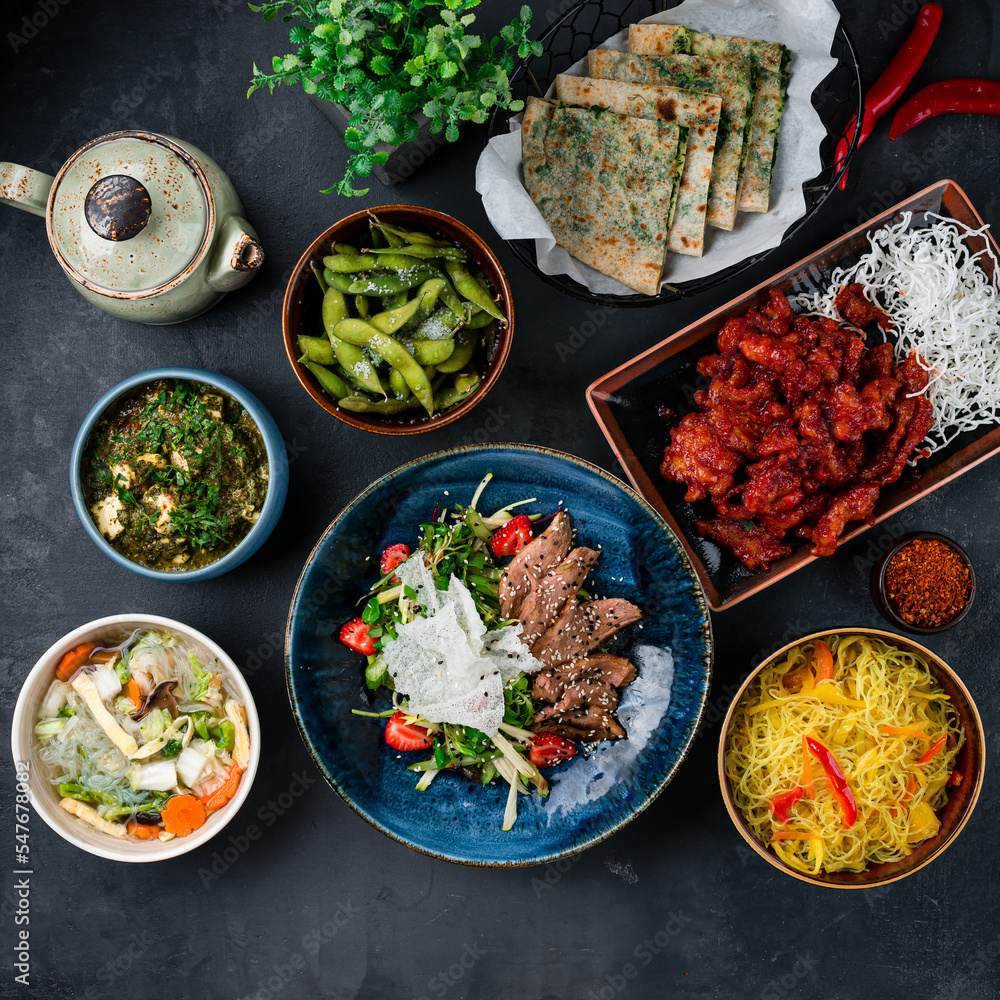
[247,0,541,195]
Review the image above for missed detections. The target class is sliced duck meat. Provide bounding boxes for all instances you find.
[516,546,600,647]
[531,598,643,667]
[532,654,637,704]
[498,509,572,619]
[532,679,619,723]
[534,706,626,742]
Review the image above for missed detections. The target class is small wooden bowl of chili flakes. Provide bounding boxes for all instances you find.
[871,532,976,634]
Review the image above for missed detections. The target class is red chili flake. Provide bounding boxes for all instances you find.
[884,538,972,628]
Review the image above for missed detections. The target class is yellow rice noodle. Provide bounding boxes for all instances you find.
[725,634,963,875]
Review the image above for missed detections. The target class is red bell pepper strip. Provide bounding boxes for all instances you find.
[888,79,1000,139]
[770,787,804,825]
[916,733,947,766]
[805,736,858,828]
[835,3,943,190]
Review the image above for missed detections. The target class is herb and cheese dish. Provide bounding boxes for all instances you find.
[34,627,251,843]
[82,379,268,572]
[342,475,642,831]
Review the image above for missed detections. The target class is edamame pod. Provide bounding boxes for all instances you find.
[334,319,435,415]
[368,244,466,262]
[298,335,335,366]
[324,253,381,273]
[346,268,438,296]
[368,295,423,335]
[304,361,350,400]
[365,250,443,270]
[311,262,328,294]
[330,338,384,395]
[371,220,439,246]
[454,373,479,394]
[435,374,481,410]
[324,271,358,293]
[444,260,504,322]
[464,307,495,329]
[413,307,461,341]
[322,288,349,331]
[384,291,409,310]
[334,242,361,256]
[435,328,477,373]
[411,339,455,366]
[354,294,369,319]
[388,368,411,401]
[338,396,419,415]
[438,278,467,320]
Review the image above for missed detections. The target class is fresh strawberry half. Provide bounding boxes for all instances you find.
[380,542,411,581]
[490,514,534,557]
[527,733,577,768]
[384,712,434,752]
[339,617,377,655]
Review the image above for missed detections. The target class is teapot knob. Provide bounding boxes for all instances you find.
[84,174,152,241]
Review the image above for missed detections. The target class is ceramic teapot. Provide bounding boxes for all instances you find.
[0,130,264,324]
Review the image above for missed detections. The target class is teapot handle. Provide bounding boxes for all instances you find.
[0,162,54,217]
[207,216,265,292]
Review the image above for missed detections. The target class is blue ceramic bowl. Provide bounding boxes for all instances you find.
[285,444,713,866]
[70,367,289,582]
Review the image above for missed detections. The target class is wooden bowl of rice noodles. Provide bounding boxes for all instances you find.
[719,628,983,887]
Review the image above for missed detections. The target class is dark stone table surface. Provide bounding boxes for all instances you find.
[1,1,998,997]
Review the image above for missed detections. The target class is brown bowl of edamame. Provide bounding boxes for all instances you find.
[282,205,514,435]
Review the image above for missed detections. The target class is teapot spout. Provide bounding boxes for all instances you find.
[0,162,55,217]
[207,216,264,292]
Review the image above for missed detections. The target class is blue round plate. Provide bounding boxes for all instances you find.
[285,444,713,866]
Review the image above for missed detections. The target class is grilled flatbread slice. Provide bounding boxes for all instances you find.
[555,74,721,257]
[629,23,791,213]
[588,49,753,232]
[521,96,687,295]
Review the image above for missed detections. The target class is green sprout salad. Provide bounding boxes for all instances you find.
[344,474,576,831]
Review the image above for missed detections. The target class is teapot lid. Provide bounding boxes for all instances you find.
[46,131,213,296]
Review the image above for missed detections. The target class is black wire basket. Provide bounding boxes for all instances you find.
[483,0,864,306]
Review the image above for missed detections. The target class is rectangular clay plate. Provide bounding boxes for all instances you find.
[586,180,1000,611]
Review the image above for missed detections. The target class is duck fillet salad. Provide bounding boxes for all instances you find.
[34,628,250,842]
[343,474,642,830]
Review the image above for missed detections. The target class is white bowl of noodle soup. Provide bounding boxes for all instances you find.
[11,614,260,862]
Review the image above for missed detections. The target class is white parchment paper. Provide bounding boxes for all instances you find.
[475,0,840,294]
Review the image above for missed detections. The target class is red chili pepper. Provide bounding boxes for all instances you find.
[769,787,804,825]
[836,3,943,190]
[916,733,947,766]
[805,736,858,828]
[888,78,1000,139]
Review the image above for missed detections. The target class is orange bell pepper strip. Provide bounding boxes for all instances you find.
[812,641,835,682]
[882,725,930,741]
